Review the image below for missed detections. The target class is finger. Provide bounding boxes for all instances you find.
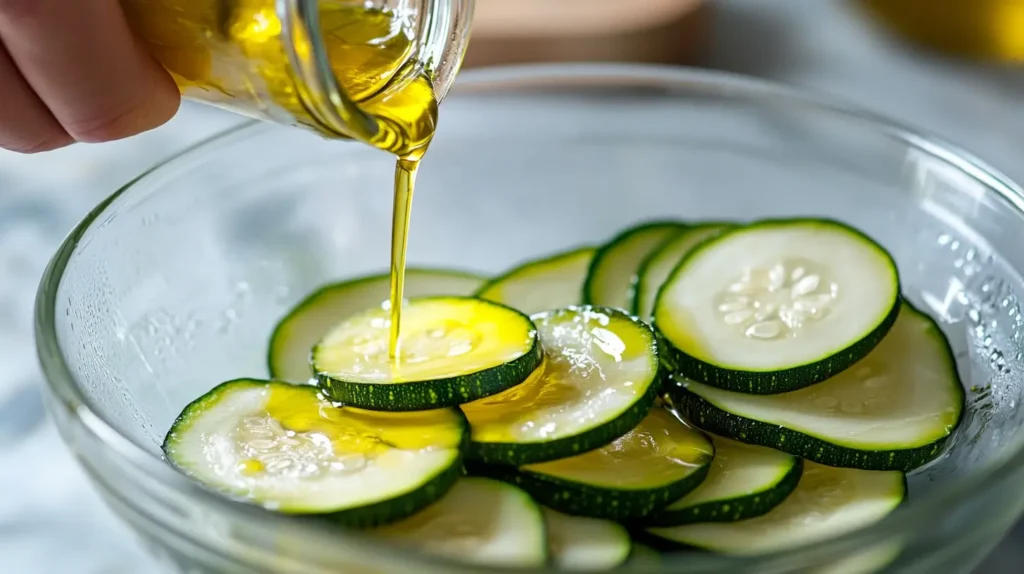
[0,42,71,153]
[0,0,180,143]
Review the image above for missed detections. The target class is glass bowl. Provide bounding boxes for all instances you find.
[35,64,1024,574]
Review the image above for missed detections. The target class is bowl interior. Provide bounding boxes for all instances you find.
[47,67,1024,565]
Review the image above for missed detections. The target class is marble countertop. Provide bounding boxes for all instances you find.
[2,0,1023,572]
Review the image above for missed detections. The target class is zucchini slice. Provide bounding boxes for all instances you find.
[654,219,900,393]
[482,407,713,521]
[268,269,484,382]
[460,306,661,465]
[543,507,631,571]
[583,221,685,310]
[645,434,802,526]
[644,462,906,554]
[634,223,732,320]
[627,544,662,566]
[162,379,465,526]
[671,303,964,471]
[373,477,547,568]
[476,247,595,315]
[314,296,542,411]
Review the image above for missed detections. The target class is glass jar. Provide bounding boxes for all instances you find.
[120,0,474,153]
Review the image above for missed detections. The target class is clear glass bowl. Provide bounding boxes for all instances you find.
[35,64,1024,574]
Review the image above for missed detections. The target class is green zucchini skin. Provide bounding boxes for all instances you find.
[669,381,951,472]
[465,369,662,466]
[475,246,596,315]
[654,219,902,394]
[471,457,712,522]
[316,298,544,411]
[632,222,734,319]
[318,338,543,412]
[669,300,964,472]
[658,308,898,395]
[163,378,469,528]
[321,453,467,528]
[582,220,687,309]
[267,269,484,382]
[643,458,803,527]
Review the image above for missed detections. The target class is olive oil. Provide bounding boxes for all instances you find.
[123,1,441,363]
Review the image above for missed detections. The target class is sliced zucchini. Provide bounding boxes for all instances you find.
[162,379,465,526]
[543,507,631,571]
[654,219,901,393]
[480,407,713,521]
[476,247,595,315]
[626,543,662,566]
[644,462,906,554]
[460,306,661,465]
[670,303,964,471]
[634,223,732,320]
[268,269,484,382]
[373,477,547,568]
[314,296,542,411]
[646,434,802,526]
[583,221,685,310]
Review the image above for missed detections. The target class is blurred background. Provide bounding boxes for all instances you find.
[2,0,1024,571]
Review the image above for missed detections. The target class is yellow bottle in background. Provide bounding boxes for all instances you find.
[860,0,1024,62]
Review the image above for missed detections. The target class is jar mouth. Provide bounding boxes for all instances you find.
[281,0,475,142]
[34,63,1024,572]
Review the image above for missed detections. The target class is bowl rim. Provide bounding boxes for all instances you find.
[34,62,1024,571]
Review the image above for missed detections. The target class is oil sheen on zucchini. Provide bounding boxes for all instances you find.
[481,408,713,521]
[268,269,484,382]
[314,296,542,411]
[583,221,685,310]
[655,219,900,393]
[644,462,906,554]
[460,306,661,465]
[634,223,732,320]
[162,379,466,526]
[543,507,631,571]
[671,303,964,471]
[646,434,802,526]
[373,477,547,568]
[476,247,596,315]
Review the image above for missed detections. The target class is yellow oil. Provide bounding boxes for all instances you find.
[860,0,1024,61]
[122,0,440,362]
[263,384,462,452]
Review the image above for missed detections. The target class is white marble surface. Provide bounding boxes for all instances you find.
[1,0,1023,572]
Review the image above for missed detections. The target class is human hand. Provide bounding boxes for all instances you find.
[0,0,180,153]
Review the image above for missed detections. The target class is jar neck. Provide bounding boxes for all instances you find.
[279,0,475,143]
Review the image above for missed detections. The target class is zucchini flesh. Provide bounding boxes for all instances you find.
[373,477,547,568]
[655,219,900,393]
[542,507,631,571]
[162,379,465,526]
[645,462,906,554]
[268,269,483,382]
[634,224,731,320]
[314,296,542,411]
[488,408,713,521]
[646,434,802,526]
[476,247,595,315]
[672,303,964,471]
[460,306,660,465]
[583,221,684,310]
